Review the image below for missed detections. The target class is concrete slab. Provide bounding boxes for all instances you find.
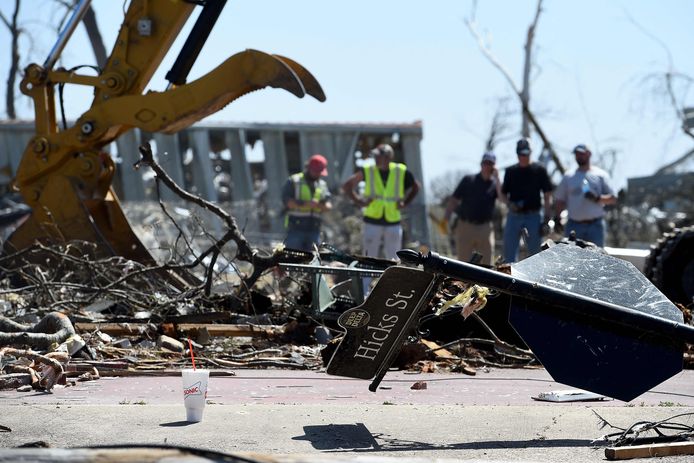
[1,368,693,462]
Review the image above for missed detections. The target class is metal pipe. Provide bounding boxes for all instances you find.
[397,249,694,344]
[44,0,92,71]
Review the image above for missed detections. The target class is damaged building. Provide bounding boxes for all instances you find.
[0,120,429,250]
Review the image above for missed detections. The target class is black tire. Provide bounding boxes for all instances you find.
[645,226,694,307]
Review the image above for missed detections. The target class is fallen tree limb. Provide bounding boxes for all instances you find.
[0,312,75,350]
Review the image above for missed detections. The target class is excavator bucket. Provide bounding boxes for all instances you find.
[327,245,694,401]
[5,180,199,290]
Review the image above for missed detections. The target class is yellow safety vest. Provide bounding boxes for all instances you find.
[285,172,325,226]
[363,162,406,223]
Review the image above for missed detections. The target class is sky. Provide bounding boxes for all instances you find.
[1,0,693,197]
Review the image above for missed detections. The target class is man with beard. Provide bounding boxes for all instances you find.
[553,144,616,246]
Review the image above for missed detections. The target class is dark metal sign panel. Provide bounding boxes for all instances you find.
[509,299,683,402]
[327,266,436,381]
[509,244,684,401]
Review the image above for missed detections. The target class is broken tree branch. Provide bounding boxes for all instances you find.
[0,312,75,350]
[464,3,565,174]
[136,142,313,298]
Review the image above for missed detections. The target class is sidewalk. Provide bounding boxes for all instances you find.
[1,368,694,462]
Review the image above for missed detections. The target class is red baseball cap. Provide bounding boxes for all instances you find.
[308,154,328,176]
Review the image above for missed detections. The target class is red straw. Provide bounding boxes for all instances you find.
[187,337,197,370]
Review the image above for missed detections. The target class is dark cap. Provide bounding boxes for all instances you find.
[573,144,591,155]
[307,154,328,176]
[481,152,496,164]
[516,139,531,155]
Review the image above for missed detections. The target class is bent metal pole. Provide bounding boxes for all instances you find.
[396,249,694,345]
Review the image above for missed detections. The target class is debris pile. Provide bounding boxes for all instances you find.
[0,233,538,392]
[1,143,689,394]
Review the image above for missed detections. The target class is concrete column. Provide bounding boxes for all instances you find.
[0,127,34,177]
[299,132,337,190]
[115,129,146,200]
[260,130,289,233]
[334,132,360,185]
[151,133,185,202]
[401,133,430,247]
[225,129,254,201]
[189,129,218,202]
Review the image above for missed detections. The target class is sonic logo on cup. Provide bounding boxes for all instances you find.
[184,381,204,398]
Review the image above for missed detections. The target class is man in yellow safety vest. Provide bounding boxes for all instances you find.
[282,154,332,251]
[342,144,420,260]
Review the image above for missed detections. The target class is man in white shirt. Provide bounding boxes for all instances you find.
[553,144,617,246]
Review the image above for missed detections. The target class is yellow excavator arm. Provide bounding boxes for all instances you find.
[8,0,325,287]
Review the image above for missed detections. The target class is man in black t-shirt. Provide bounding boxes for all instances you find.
[501,139,554,262]
[443,152,502,265]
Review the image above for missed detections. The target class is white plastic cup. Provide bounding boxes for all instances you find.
[181,369,209,422]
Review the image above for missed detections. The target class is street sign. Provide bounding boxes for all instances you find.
[326,266,438,391]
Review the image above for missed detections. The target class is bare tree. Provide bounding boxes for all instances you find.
[429,169,468,206]
[520,2,543,138]
[465,0,565,174]
[485,96,514,152]
[0,0,21,119]
[1,1,108,120]
[54,0,107,68]
[624,8,694,173]
[81,4,107,68]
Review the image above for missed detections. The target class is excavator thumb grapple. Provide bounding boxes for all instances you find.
[6,0,325,289]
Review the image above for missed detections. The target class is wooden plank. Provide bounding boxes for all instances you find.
[420,339,457,359]
[0,373,32,390]
[176,323,283,338]
[76,322,283,338]
[75,322,155,336]
[66,367,235,377]
[605,441,694,460]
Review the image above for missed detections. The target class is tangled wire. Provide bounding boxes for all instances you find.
[592,410,694,446]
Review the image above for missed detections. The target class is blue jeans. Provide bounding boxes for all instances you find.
[565,218,605,247]
[284,228,321,252]
[503,211,542,263]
